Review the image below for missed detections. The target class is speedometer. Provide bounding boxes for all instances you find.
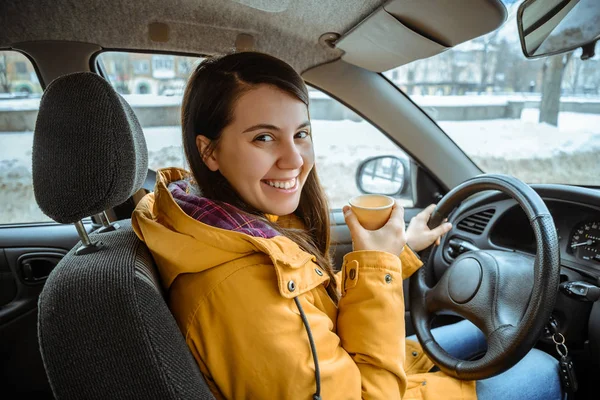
[569,221,600,262]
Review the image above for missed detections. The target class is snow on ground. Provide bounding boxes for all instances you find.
[2,111,600,223]
[411,94,600,107]
[441,110,600,159]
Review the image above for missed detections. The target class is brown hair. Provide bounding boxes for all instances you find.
[181,52,338,301]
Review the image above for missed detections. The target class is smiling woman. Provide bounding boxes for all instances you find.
[131,51,460,400]
[194,84,314,217]
[173,52,339,303]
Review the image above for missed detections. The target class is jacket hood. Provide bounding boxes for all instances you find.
[132,168,328,294]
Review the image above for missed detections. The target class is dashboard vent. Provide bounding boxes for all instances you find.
[457,209,495,235]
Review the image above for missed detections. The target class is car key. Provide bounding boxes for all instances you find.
[554,333,578,393]
[559,354,578,393]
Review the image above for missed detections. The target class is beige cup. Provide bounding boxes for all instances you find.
[348,194,395,230]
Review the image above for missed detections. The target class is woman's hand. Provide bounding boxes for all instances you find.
[342,201,407,256]
[405,204,452,252]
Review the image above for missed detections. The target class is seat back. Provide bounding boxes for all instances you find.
[39,221,213,399]
[33,72,215,399]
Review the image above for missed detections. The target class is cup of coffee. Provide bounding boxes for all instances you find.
[348,194,395,230]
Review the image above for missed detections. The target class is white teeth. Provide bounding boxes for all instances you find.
[266,178,295,189]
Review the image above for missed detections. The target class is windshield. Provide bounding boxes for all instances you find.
[385,0,600,186]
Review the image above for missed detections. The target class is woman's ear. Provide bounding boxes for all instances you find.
[196,135,219,172]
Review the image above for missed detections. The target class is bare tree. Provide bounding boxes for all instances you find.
[571,57,583,94]
[566,56,584,95]
[539,53,572,126]
[443,51,464,94]
[0,54,11,93]
[477,31,500,94]
[405,65,417,95]
[113,53,132,94]
[579,59,600,95]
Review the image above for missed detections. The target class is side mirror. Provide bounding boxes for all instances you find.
[517,0,600,59]
[355,156,410,197]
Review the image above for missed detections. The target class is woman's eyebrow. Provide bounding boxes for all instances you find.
[242,121,311,133]
[297,121,311,130]
[242,123,280,133]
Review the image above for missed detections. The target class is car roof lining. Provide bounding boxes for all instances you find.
[2,0,505,73]
[0,0,381,73]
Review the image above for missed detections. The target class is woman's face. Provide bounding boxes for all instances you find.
[198,84,314,216]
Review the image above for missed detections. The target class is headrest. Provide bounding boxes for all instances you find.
[32,72,148,224]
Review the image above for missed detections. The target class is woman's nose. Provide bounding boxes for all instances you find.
[277,141,304,170]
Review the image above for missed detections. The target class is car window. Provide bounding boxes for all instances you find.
[385,2,600,187]
[308,87,414,209]
[0,51,49,224]
[96,52,204,171]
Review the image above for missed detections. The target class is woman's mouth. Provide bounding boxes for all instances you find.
[261,177,299,193]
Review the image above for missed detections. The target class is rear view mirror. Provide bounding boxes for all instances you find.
[356,156,410,197]
[517,0,600,59]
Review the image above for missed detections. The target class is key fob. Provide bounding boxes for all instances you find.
[559,355,578,393]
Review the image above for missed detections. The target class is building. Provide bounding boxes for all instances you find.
[0,51,43,95]
[98,52,201,96]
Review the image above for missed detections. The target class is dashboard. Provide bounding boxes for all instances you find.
[436,184,600,282]
[490,201,600,267]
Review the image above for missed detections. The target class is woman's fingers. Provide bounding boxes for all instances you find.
[342,206,364,239]
[389,201,405,224]
[430,222,452,246]
[431,222,453,238]
[421,203,437,218]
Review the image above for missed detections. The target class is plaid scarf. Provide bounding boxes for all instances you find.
[168,180,280,239]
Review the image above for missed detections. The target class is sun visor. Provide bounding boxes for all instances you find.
[336,0,507,72]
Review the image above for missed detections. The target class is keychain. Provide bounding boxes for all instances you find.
[553,333,578,393]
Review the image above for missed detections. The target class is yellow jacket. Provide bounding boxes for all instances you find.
[132,168,476,400]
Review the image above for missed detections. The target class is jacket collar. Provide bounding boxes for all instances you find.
[168,179,280,239]
[146,168,330,297]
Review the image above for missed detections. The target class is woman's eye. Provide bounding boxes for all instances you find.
[295,130,310,139]
[254,134,274,142]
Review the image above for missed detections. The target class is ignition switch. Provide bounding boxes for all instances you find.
[543,315,560,339]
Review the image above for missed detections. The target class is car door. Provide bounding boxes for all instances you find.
[0,224,83,396]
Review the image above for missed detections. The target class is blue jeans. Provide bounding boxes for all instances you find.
[407,320,564,400]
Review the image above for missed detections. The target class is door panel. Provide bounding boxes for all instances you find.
[0,223,86,396]
[1,248,66,325]
[0,251,17,307]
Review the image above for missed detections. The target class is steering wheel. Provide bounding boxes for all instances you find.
[409,174,560,380]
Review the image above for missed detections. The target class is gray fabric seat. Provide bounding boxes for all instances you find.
[33,72,215,399]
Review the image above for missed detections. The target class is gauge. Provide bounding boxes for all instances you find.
[569,221,600,262]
